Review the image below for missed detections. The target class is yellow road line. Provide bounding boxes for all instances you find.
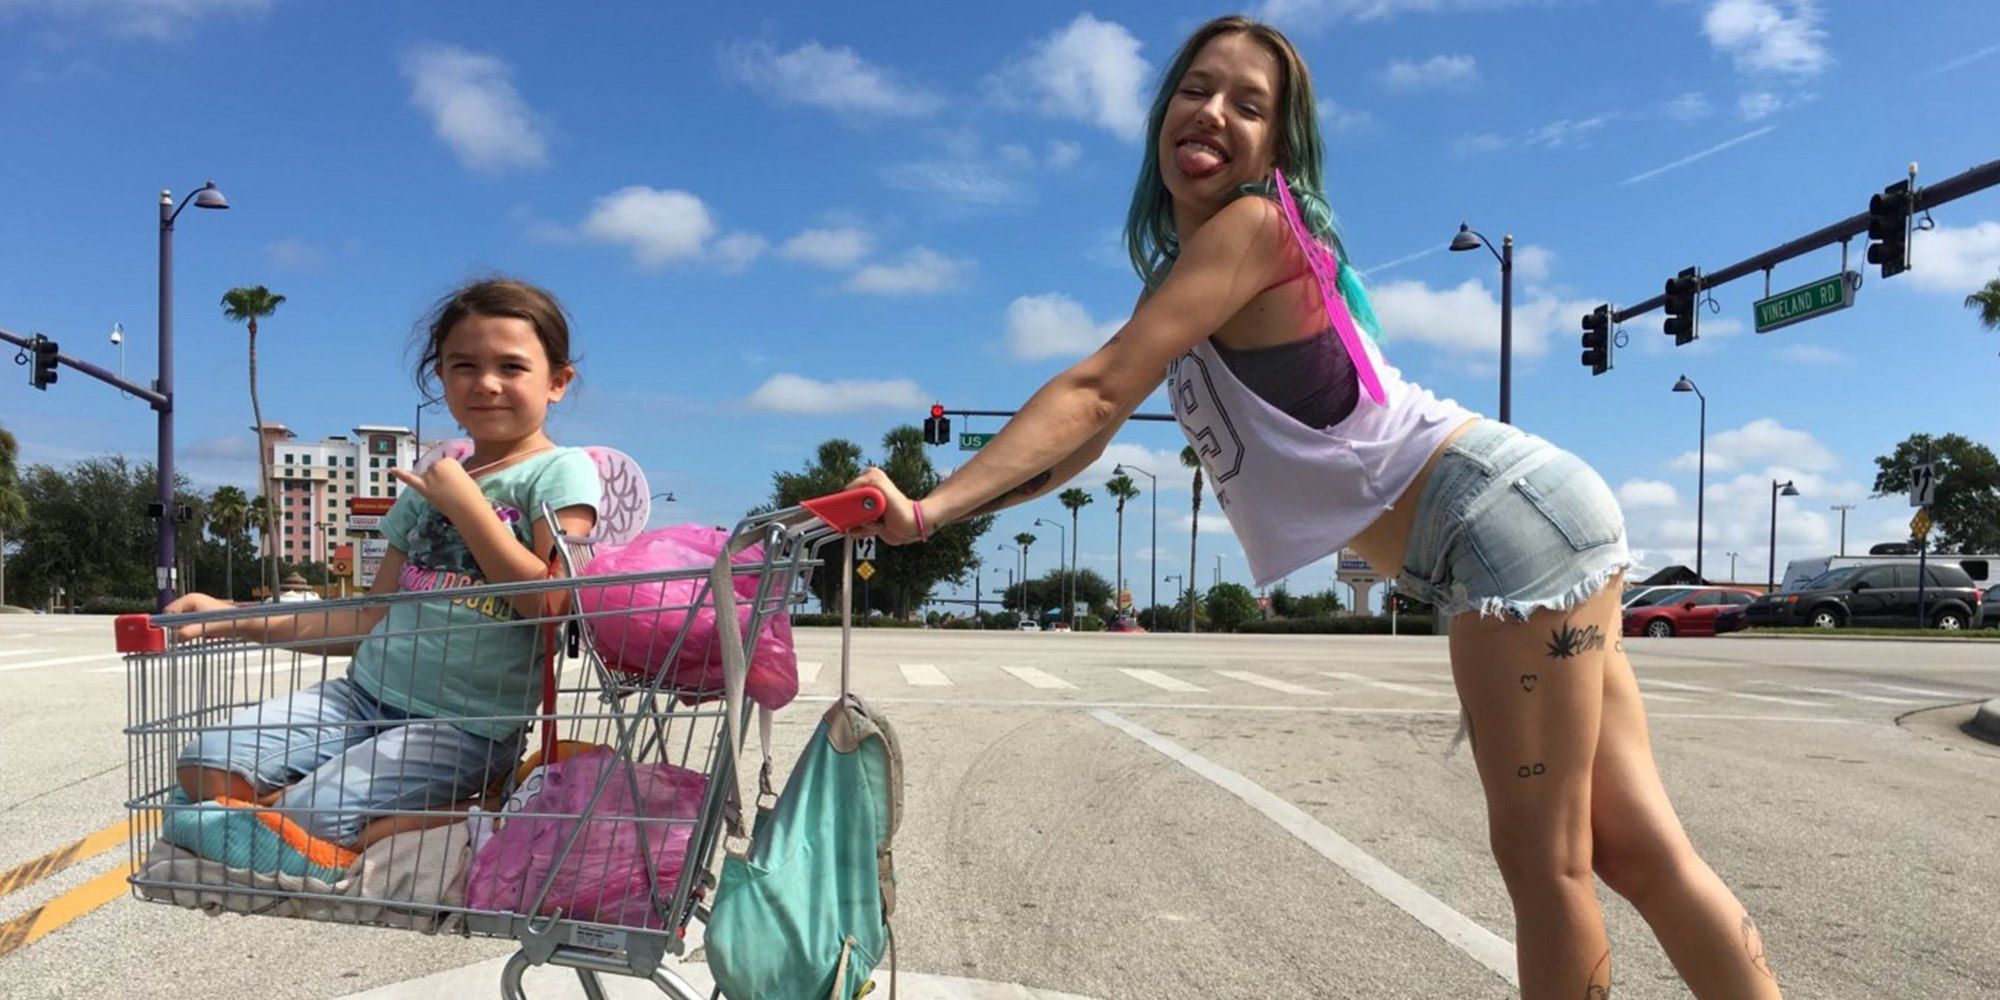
[0,819,131,901]
[0,859,136,960]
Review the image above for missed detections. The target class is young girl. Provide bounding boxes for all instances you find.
[847,16,1783,1000]
[168,277,600,852]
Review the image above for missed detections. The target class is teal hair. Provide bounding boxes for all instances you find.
[1122,15,1382,344]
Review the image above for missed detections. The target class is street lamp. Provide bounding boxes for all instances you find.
[1829,504,1856,557]
[996,545,1016,618]
[414,399,444,453]
[1113,463,1158,619]
[651,491,677,503]
[1034,517,1069,626]
[1213,553,1223,590]
[993,565,1015,621]
[1449,222,1513,424]
[1768,479,1800,589]
[1163,574,1185,630]
[1725,551,1740,581]
[156,180,229,611]
[1671,375,1707,581]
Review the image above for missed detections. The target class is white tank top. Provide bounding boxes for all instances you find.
[1170,331,1476,587]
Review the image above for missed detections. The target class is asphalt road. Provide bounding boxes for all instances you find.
[1,615,1995,999]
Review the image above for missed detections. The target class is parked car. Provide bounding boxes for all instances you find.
[1743,561,1984,630]
[1778,551,1996,594]
[1106,616,1145,634]
[1623,586,1697,610]
[1713,604,1748,635]
[1623,586,1762,637]
[1981,585,2000,629]
[1016,620,1040,632]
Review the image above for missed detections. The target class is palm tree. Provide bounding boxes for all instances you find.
[1967,274,2000,332]
[1180,446,1205,633]
[208,485,251,601]
[0,423,25,608]
[1058,487,1093,624]
[222,285,286,598]
[1012,532,1036,620]
[1104,474,1140,616]
[249,493,275,598]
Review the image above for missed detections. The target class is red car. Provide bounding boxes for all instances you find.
[1623,586,1761,637]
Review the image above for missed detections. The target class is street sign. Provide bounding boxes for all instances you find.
[330,558,352,577]
[856,537,878,561]
[959,432,995,451]
[855,561,876,581]
[359,537,388,588]
[348,514,383,531]
[1911,509,1933,540]
[350,496,396,516]
[1754,272,1855,333]
[1910,462,1939,507]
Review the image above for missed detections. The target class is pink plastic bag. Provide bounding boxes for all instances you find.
[466,748,707,928]
[575,525,799,711]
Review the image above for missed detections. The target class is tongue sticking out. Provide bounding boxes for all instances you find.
[1175,143,1226,179]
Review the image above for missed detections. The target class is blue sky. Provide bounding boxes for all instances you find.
[3,0,1997,607]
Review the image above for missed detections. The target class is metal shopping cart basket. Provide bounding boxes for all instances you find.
[114,487,885,999]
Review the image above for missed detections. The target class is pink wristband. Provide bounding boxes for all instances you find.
[912,500,930,541]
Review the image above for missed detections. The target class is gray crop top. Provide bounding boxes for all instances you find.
[1211,328,1360,430]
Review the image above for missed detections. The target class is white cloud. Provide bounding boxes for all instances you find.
[1737,91,1784,121]
[1512,245,1554,282]
[723,40,941,117]
[1670,417,1837,473]
[577,186,761,270]
[747,374,927,414]
[1664,92,1711,122]
[1380,54,1478,91]
[264,239,325,270]
[9,0,271,40]
[1906,222,2000,294]
[1618,480,1680,509]
[1524,113,1617,149]
[986,14,1150,140]
[881,160,1028,207]
[1454,132,1507,156]
[1776,343,1844,365]
[1703,0,1830,77]
[1320,99,1374,134]
[1047,140,1083,169]
[1257,0,1536,26]
[1005,293,1121,360]
[402,44,549,172]
[844,248,970,295]
[1369,278,1596,358]
[778,227,875,269]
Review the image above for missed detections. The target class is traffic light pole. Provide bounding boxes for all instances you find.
[1603,158,2000,327]
[0,328,166,407]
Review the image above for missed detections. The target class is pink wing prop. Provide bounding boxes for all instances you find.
[413,438,651,545]
[582,447,651,546]
[413,438,475,474]
[1270,168,1387,407]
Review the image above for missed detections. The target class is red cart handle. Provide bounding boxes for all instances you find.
[117,614,166,653]
[800,486,887,533]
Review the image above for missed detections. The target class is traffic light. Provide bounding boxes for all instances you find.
[1663,267,1700,346]
[29,334,58,390]
[1866,179,1913,279]
[1579,304,1612,376]
[922,403,951,446]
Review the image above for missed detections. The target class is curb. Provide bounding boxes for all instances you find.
[1969,698,2000,747]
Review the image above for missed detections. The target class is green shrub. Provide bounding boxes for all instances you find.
[1237,615,1435,635]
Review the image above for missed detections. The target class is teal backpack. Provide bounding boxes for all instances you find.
[705,536,902,1000]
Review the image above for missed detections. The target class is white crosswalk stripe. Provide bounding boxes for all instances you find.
[1320,671,1455,697]
[1728,691,1824,707]
[1002,665,1076,690]
[1779,685,1923,705]
[0,653,123,673]
[0,648,55,658]
[1640,679,1719,693]
[1119,668,1207,693]
[1215,670,1328,696]
[1640,692,1700,703]
[1863,681,1984,699]
[798,661,823,686]
[898,663,952,687]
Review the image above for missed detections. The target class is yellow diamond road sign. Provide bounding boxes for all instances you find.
[1911,509,1932,540]
[855,561,876,581]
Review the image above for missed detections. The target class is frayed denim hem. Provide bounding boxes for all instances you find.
[1438,557,1634,761]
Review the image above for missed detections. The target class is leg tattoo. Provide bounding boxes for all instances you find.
[1584,947,1610,998]
[1742,914,1776,981]
[1520,673,1539,692]
[1546,622,1606,659]
[1516,762,1546,779]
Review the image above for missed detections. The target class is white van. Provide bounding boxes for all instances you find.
[1780,552,1996,593]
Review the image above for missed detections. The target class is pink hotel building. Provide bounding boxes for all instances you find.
[257,423,428,563]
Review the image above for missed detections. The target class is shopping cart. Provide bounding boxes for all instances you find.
[115,487,885,999]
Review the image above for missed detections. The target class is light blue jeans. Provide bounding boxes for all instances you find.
[1395,419,1632,621]
[177,676,521,846]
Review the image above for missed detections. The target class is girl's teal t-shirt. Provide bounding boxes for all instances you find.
[348,447,600,740]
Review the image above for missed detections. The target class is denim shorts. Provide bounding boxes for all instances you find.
[178,676,521,846]
[1394,419,1631,621]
